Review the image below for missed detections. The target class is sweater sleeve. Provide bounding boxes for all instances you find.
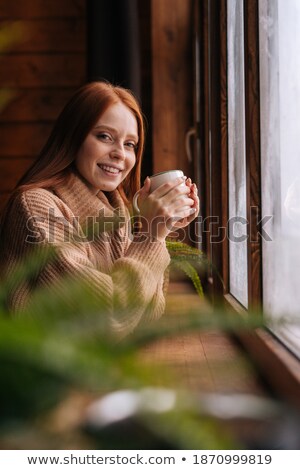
[5,190,170,338]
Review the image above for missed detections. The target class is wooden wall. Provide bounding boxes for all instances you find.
[151,0,194,177]
[0,0,194,209]
[137,0,153,180]
[0,0,86,208]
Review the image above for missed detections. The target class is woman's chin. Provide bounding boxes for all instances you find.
[96,180,120,192]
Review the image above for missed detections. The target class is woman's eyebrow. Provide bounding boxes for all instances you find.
[94,124,116,131]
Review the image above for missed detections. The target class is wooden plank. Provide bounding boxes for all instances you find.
[0,123,53,157]
[176,0,194,179]
[151,0,178,173]
[0,158,34,191]
[140,281,268,395]
[198,0,212,265]
[0,88,77,122]
[220,0,229,293]
[238,328,300,408]
[0,0,85,19]
[0,54,86,87]
[151,0,193,175]
[137,0,153,180]
[200,331,265,394]
[208,0,226,298]
[0,19,86,53]
[244,0,262,308]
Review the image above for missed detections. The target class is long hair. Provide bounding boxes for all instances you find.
[15,81,145,203]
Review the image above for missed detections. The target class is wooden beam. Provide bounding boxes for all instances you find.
[0,19,85,53]
[0,123,52,157]
[0,158,34,192]
[0,89,77,123]
[0,0,85,19]
[244,0,262,307]
[151,0,193,176]
[0,55,85,88]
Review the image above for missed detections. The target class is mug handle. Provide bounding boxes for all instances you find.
[133,189,142,214]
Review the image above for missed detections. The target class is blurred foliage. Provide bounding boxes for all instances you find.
[0,241,277,450]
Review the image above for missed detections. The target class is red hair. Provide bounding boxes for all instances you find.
[15,81,145,204]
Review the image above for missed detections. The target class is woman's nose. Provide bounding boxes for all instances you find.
[110,141,125,160]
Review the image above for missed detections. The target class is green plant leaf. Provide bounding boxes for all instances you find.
[172,259,203,296]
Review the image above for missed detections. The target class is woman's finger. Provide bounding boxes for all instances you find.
[167,208,197,230]
[186,177,192,188]
[169,196,195,211]
[138,176,151,201]
[171,189,200,228]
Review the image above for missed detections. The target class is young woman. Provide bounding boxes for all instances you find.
[0,82,199,337]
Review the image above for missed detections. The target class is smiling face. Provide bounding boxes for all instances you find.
[75,101,139,193]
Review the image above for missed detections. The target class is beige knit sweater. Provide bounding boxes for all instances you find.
[0,171,170,337]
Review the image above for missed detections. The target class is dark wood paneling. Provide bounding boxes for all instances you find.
[137,0,153,180]
[0,89,77,122]
[198,0,211,265]
[151,0,193,176]
[0,55,85,87]
[0,1,86,205]
[0,19,85,53]
[244,0,262,307]
[209,0,227,299]
[0,0,85,19]
[220,0,229,293]
[0,158,34,191]
[0,123,52,157]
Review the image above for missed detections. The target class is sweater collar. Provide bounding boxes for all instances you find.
[53,169,127,231]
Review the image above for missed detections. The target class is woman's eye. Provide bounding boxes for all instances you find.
[125,141,137,150]
[97,133,111,142]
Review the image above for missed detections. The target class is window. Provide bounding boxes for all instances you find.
[196,0,300,398]
[227,0,248,308]
[259,0,300,359]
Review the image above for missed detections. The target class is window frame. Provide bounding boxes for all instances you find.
[196,0,300,406]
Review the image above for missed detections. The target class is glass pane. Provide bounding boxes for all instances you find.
[259,0,300,358]
[227,0,248,308]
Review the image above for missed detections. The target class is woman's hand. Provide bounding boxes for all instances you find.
[136,176,197,241]
[171,178,199,229]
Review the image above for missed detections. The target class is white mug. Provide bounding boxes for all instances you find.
[133,170,185,214]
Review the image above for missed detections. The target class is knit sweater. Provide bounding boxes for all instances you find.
[0,171,170,337]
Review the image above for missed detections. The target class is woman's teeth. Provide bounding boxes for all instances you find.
[99,164,121,174]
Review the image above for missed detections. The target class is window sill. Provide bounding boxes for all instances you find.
[224,294,300,408]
